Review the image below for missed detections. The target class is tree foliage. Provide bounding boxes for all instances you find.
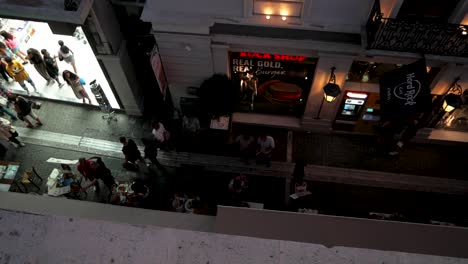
[197,74,239,118]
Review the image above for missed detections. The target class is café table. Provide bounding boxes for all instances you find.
[47,168,71,196]
[0,161,20,192]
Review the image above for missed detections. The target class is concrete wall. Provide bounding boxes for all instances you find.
[0,194,467,263]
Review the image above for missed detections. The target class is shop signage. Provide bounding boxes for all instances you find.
[379,59,431,121]
[150,52,168,100]
[240,52,307,62]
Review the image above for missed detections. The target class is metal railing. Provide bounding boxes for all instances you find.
[366,0,468,57]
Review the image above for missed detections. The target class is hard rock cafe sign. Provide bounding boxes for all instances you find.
[392,72,421,106]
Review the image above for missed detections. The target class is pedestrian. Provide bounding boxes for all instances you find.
[0,93,17,121]
[80,157,116,202]
[2,57,37,94]
[57,40,77,73]
[119,136,145,170]
[77,157,99,191]
[62,70,91,104]
[27,48,54,85]
[256,133,275,167]
[0,42,13,82]
[182,114,200,135]
[151,120,170,148]
[0,119,25,148]
[0,31,28,64]
[141,137,162,168]
[12,95,43,128]
[388,118,420,156]
[40,49,64,87]
[236,133,254,164]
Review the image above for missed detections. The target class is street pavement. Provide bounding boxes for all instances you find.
[1,98,468,225]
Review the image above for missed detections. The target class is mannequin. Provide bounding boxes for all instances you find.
[240,71,258,110]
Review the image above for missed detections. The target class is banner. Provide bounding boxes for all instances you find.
[150,52,168,100]
[379,59,431,121]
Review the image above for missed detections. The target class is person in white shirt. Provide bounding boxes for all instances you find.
[256,134,275,167]
[236,134,254,163]
[152,121,170,148]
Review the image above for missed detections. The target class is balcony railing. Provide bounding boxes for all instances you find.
[366,0,468,57]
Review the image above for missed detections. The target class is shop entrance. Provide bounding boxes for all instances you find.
[0,18,120,109]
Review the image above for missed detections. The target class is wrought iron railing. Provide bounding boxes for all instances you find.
[366,0,468,57]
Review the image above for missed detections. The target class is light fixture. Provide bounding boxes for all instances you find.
[442,78,463,113]
[315,67,341,119]
[266,15,271,19]
[323,67,341,102]
[460,26,467,35]
[346,92,368,99]
[282,16,287,21]
[361,71,370,82]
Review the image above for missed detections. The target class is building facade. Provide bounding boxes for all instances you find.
[141,0,468,141]
[0,0,147,115]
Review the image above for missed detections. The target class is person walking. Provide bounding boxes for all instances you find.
[27,48,54,85]
[58,40,77,74]
[0,42,13,82]
[3,57,36,94]
[236,133,254,164]
[256,133,275,167]
[0,119,25,148]
[0,31,28,64]
[62,70,91,104]
[12,95,43,128]
[141,137,162,168]
[151,121,170,149]
[41,49,64,87]
[119,136,145,170]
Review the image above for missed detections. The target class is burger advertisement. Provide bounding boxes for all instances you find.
[230,52,317,115]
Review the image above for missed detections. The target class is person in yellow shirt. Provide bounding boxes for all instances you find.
[2,57,36,95]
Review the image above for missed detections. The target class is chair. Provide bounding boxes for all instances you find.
[9,180,26,193]
[21,167,44,192]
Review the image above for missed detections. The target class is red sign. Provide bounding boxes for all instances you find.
[240,52,306,62]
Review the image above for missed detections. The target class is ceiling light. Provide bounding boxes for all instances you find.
[282,16,287,21]
[462,29,467,35]
[266,15,271,19]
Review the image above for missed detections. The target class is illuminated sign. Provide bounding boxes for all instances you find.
[345,99,365,105]
[346,92,368,99]
[240,52,307,62]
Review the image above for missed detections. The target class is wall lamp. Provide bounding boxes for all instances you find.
[315,67,341,119]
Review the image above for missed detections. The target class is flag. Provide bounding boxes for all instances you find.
[379,59,431,121]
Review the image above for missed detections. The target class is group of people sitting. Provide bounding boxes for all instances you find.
[235,133,275,166]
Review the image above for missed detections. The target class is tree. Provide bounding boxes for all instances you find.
[197,74,239,118]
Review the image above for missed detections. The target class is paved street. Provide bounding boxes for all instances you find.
[0,98,467,225]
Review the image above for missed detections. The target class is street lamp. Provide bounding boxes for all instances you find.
[443,78,463,113]
[315,67,341,119]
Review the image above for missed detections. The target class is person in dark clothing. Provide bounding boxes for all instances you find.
[119,136,144,170]
[141,137,162,167]
[27,48,53,85]
[81,157,116,202]
[41,49,64,87]
[12,95,42,128]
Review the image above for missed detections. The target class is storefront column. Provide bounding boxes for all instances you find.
[99,41,144,116]
[211,44,230,75]
[302,55,353,130]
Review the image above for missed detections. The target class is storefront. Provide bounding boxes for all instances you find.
[0,18,120,109]
[229,51,317,116]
